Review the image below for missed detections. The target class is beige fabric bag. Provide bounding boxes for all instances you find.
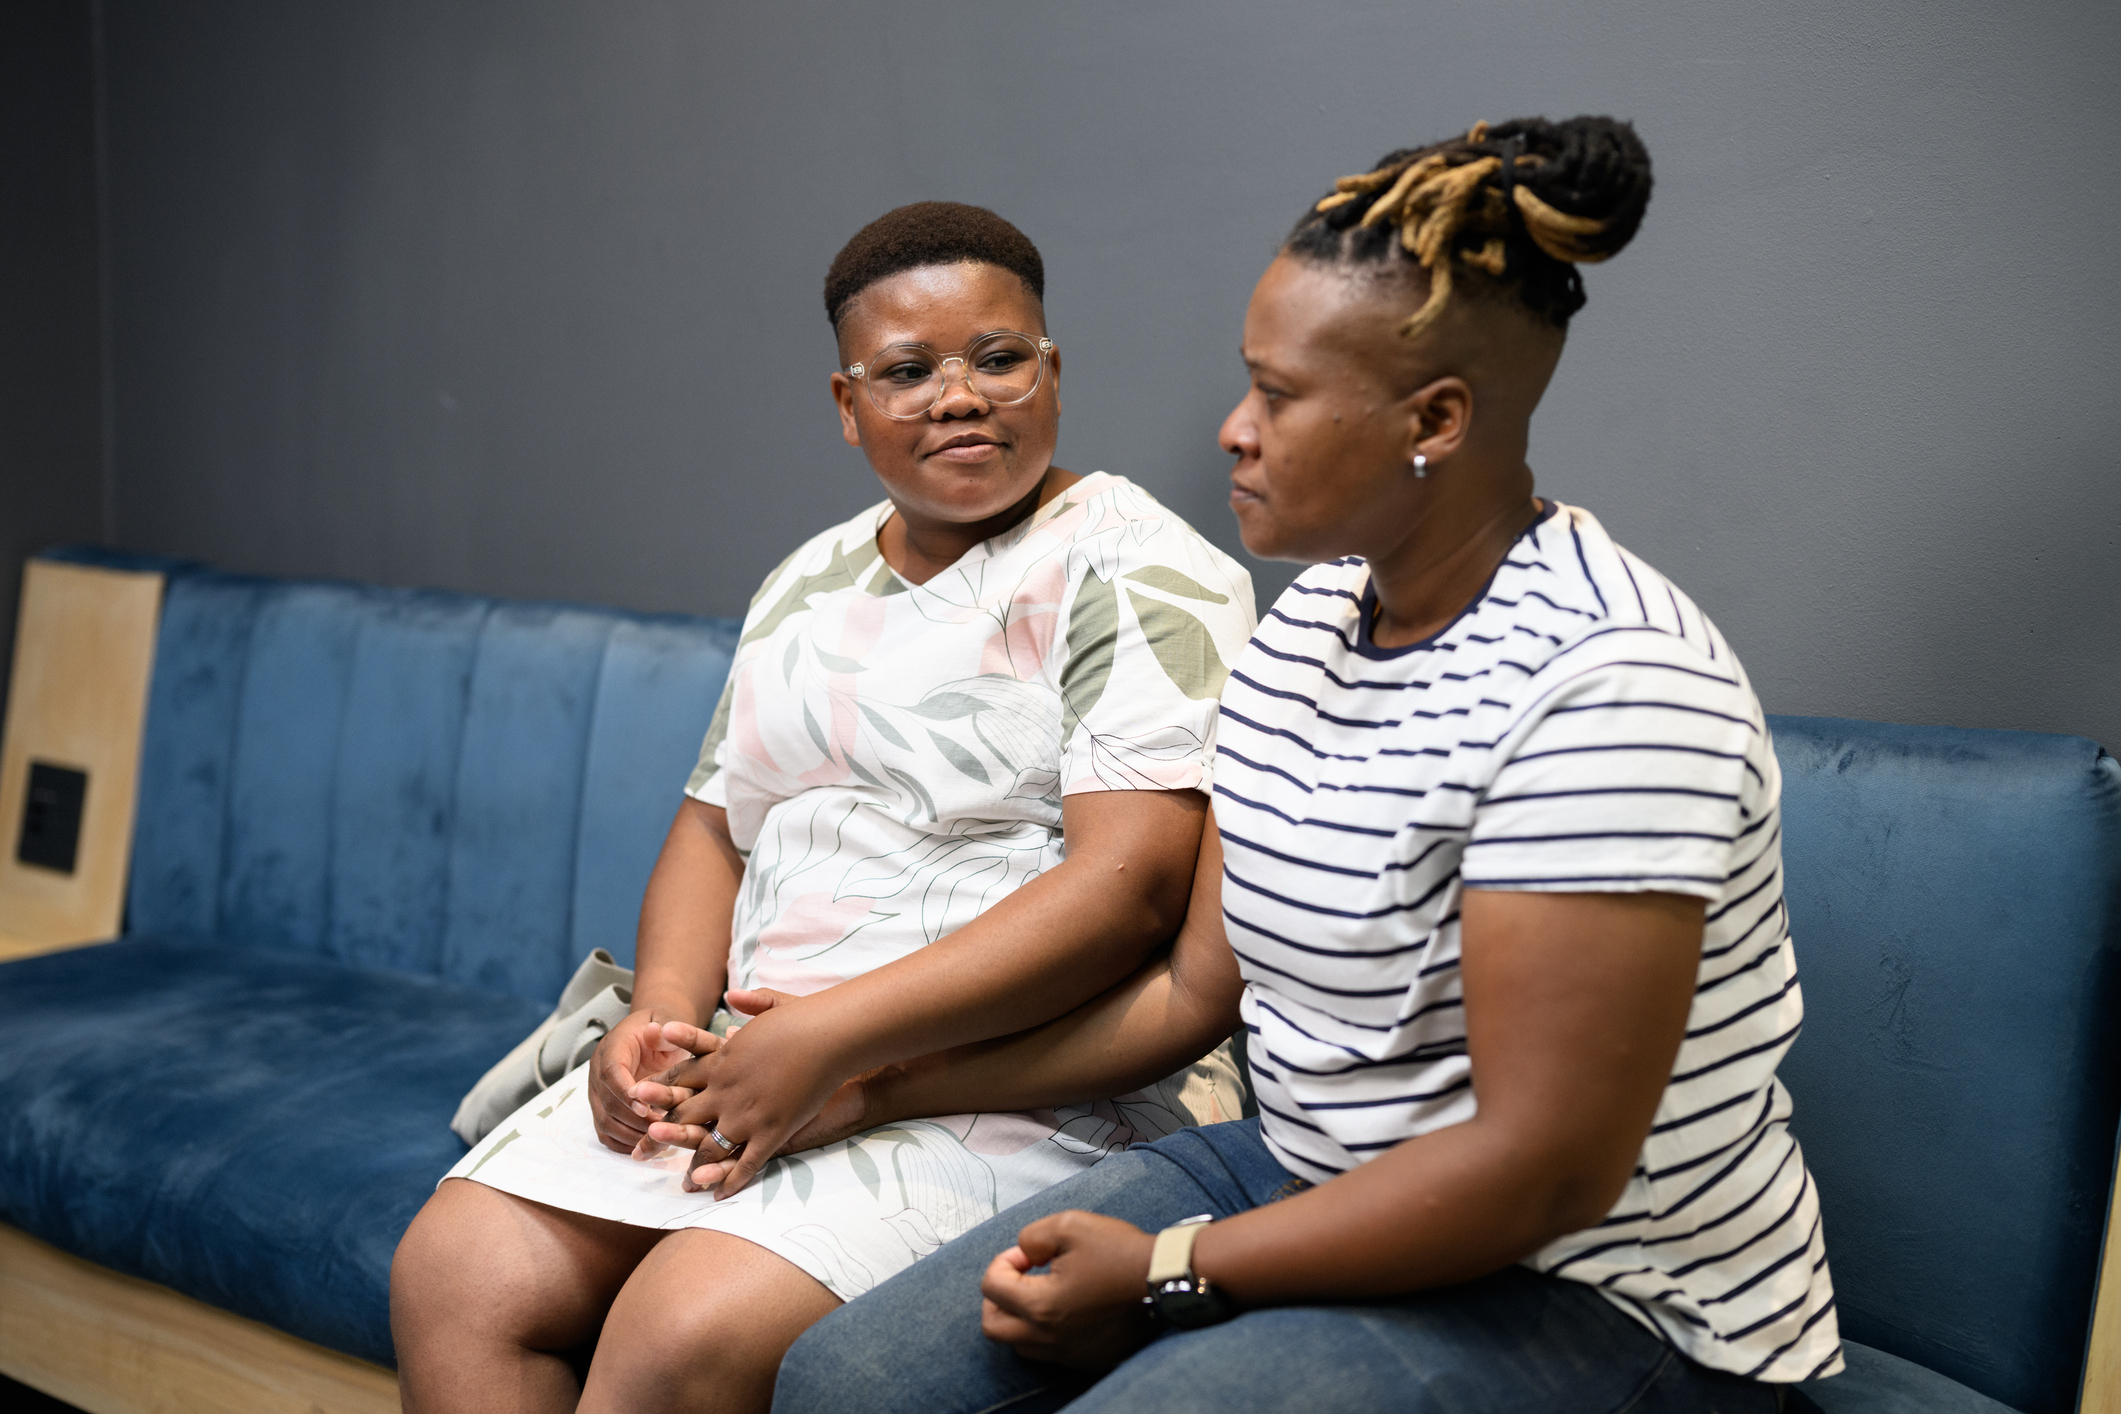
[451,949,636,1145]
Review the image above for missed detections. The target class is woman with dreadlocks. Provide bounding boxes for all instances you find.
[771,117,1842,1412]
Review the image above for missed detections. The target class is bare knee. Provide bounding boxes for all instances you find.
[582,1231,839,1414]
[392,1181,487,1349]
[392,1180,653,1365]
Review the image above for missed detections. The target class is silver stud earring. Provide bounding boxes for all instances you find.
[1413,454,1429,479]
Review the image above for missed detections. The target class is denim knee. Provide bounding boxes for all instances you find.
[774,1131,1283,1414]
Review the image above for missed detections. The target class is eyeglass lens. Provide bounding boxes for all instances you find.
[865,333,1044,418]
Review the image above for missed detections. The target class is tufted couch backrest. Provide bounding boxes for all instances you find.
[117,562,737,1005]
[51,551,2121,1411]
[1770,716,2121,1414]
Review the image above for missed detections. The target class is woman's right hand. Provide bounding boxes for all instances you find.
[642,988,882,1189]
[663,1069,875,1193]
[682,1066,877,1163]
[588,1009,699,1154]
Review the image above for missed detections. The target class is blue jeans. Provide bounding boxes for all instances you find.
[775,1119,1780,1414]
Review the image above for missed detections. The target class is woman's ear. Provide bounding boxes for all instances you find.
[1405,375,1473,468]
[830,371,863,449]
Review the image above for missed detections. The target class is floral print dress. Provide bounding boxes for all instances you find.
[449,473,1256,1300]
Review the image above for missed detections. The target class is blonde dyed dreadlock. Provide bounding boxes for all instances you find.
[1291,116,1653,339]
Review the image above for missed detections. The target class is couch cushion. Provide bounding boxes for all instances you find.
[124,568,737,1004]
[1769,717,2121,1414]
[1797,1340,2020,1413]
[0,935,547,1365]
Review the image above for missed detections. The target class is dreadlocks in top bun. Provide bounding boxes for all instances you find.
[1286,116,1653,339]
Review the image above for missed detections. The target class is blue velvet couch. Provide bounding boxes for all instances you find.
[0,550,2115,1413]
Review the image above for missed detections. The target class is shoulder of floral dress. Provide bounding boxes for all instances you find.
[768,498,895,585]
[1044,472,1197,549]
[731,499,897,648]
[1079,477,1255,618]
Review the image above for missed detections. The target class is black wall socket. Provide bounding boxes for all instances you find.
[18,762,88,875]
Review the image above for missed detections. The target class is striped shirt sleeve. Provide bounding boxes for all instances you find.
[1461,631,1759,899]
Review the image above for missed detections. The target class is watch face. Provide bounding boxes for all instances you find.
[1152,1281,1233,1330]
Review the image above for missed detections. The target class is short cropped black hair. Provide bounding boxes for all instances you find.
[824,201,1045,329]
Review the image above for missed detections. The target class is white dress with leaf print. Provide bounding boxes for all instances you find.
[449,472,1256,1301]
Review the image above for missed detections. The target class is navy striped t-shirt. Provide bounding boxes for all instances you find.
[1215,500,1841,1382]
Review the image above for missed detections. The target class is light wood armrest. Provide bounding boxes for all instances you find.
[0,559,162,955]
[2087,1143,2121,1414]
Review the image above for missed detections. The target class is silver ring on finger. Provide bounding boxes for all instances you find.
[706,1127,741,1153]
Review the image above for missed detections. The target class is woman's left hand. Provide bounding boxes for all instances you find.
[658,988,847,1197]
[623,1020,720,1159]
[979,1210,1159,1370]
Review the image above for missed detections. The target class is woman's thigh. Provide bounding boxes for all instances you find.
[774,1139,1277,1414]
[1073,1266,1778,1414]
[583,1228,840,1414]
[391,1176,664,1353]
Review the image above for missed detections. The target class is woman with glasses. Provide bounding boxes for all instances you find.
[390,202,1254,1414]
[772,119,1841,1413]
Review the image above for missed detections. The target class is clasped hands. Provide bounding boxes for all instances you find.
[584,994,1179,1368]
[642,1009,1174,1374]
[594,987,873,1197]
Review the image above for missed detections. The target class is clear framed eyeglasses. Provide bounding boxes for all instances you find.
[845,331,1055,421]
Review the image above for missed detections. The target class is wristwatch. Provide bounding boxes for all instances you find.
[1141,1214,1238,1329]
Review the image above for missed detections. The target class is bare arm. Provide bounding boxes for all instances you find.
[978,887,1704,1364]
[634,797,741,1023]
[659,786,1209,1192]
[1188,888,1702,1300]
[856,810,1242,1123]
[586,796,742,1152]
[659,805,1240,1184]
[779,787,1207,1065]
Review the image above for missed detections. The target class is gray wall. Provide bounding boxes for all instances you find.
[1,0,106,711]
[98,0,2121,748]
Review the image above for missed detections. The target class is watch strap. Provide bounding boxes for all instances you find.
[1147,1214,1215,1285]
